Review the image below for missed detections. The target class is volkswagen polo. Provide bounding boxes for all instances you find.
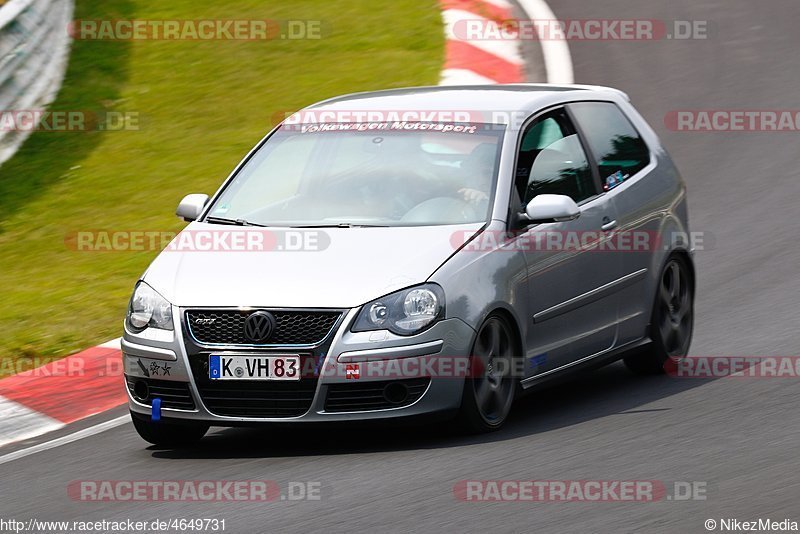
[123,84,694,445]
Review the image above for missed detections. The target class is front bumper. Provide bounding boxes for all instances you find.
[123,308,476,425]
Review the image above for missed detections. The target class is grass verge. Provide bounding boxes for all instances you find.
[0,0,443,375]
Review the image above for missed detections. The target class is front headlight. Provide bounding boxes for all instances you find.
[352,284,444,336]
[126,281,173,332]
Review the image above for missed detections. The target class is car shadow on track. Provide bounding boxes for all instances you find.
[149,360,715,460]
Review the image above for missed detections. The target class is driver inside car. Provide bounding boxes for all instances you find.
[457,142,497,205]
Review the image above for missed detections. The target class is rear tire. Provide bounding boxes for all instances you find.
[130,411,209,447]
[457,315,517,433]
[624,255,694,375]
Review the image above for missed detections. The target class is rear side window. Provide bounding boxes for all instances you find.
[569,102,650,190]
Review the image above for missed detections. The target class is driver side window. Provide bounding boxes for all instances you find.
[515,109,596,205]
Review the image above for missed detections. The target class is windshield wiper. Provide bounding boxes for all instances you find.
[289,223,388,228]
[204,216,265,227]
[205,218,385,228]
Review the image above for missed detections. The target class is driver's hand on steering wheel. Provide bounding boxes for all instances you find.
[459,188,489,203]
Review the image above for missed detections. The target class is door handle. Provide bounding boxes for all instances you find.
[601,217,618,231]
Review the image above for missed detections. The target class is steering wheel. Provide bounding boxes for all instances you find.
[322,167,421,218]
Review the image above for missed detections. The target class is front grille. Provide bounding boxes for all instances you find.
[126,376,196,410]
[185,309,341,346]
[194,381,318,417]
[325,378,430,412]
[187,353,320,417]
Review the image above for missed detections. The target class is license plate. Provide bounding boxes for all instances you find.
[209,355,301,381]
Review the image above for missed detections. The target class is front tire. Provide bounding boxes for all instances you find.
[130,411,209,447]
[457,315,517,433]
[624,255,694,374]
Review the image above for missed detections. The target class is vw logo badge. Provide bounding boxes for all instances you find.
[243,311,276,343]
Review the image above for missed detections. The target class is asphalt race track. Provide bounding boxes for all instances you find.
[2,1,799,532]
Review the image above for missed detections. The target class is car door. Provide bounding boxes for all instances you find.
[512,107,624,376]
[567,101,656,347]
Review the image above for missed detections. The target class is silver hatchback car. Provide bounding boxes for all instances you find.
[123,84,694,445]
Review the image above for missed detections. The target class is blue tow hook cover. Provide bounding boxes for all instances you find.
[152,397,162,422]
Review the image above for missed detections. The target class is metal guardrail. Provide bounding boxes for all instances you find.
[0,0,74,165]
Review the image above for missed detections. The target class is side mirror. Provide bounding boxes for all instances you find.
[520,194,580,225]
[176,194,209,222]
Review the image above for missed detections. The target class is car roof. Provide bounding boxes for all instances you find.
[302,84,630,125]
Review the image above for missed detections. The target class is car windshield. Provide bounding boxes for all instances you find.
[204,121,505,227]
